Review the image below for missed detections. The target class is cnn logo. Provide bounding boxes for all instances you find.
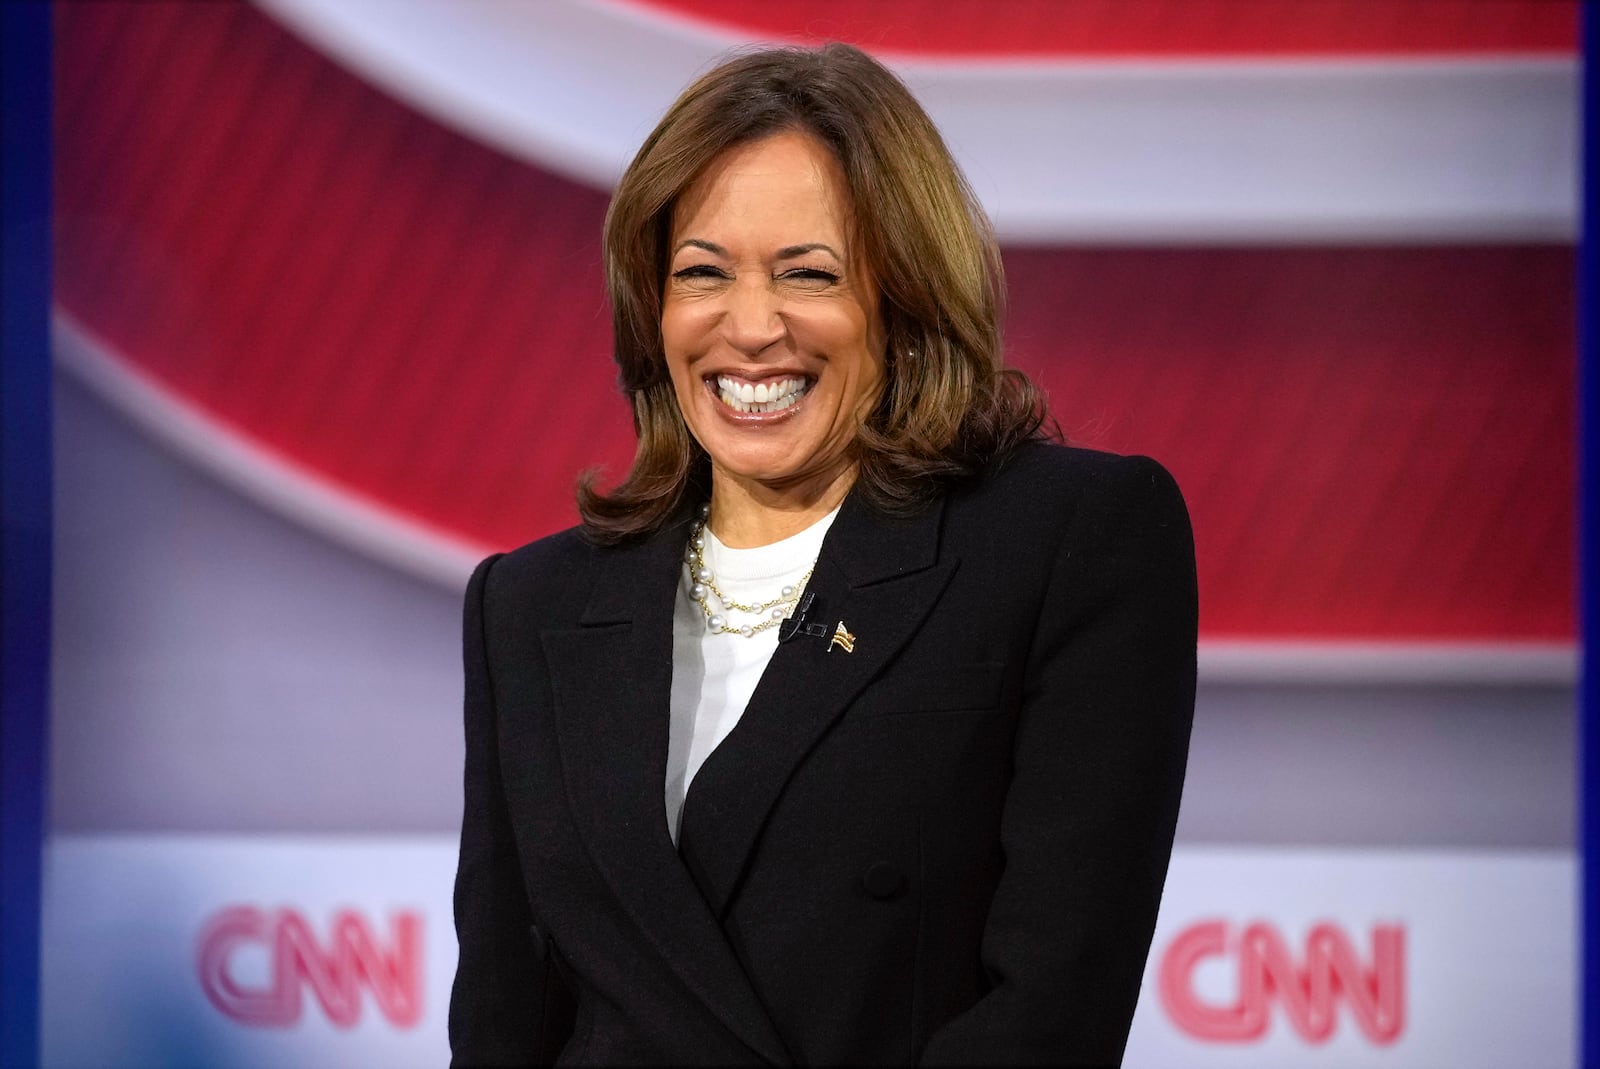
[197,906,423,1028]
[1159,919,1404,1045]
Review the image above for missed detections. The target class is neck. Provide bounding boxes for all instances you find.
[706,464,854,548]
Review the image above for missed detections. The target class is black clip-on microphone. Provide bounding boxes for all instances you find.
[778,592,831,644]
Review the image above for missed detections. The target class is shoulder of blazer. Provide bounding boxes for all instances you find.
[949,441,1189,536]
[476,514,697,636]
[475,525,601,638]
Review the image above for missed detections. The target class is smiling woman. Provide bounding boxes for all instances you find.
[582,44,1048,543]
[450,43,1197,1067]
[661,131,885,542]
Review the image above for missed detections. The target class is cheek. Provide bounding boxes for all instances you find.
[661,310,706,378]
[665,359,704,418]
[660,301,710,356]
[847,321,887,392]
[860,362,887,414]
[659,312,685,363]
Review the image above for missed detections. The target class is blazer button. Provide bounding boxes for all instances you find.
[862,861,906,901]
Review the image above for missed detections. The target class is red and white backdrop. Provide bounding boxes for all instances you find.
[43,1,1579,1065]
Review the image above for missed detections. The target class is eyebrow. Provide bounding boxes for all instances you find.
[674,239,728,258]
[672,239,842,261]
[775,243,841,260]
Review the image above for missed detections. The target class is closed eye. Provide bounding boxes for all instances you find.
[779,268,840,284]
[671,264,730,281]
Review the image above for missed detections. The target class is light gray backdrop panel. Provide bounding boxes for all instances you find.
[51,369,1574,847]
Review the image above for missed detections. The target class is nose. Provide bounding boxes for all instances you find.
[721,277,786,357]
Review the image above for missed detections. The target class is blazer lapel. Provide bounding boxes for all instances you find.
[541,517,791,1065]
[677,493,958,918]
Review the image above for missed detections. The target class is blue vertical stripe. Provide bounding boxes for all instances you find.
[1582,1,1599,1064]
[0,2,52,1067]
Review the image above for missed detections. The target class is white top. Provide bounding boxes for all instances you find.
[666,508,839,844]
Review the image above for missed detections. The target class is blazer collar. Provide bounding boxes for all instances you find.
[543,512,792,1065]
[542,490,955,1062]
[676,491,957,916]
[577,515,689,626]
[822,488,943,586]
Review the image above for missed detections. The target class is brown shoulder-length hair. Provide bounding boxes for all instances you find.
[578,42,1051,543]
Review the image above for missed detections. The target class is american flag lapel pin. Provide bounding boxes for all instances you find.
[829,621,856,653]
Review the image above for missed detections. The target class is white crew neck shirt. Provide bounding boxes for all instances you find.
[666,508,839,844]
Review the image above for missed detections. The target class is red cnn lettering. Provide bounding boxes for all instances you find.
[1158,919,1404,1045]
[197,906,423,1028]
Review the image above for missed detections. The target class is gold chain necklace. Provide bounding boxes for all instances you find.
[685,505,815,638]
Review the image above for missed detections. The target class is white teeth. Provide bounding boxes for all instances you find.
[714,374,809,414]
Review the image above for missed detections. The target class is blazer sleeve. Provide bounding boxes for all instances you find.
[920,455,1198,1067]
[448,554,575,1066]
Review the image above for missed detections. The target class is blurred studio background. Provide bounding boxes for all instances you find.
[4,0,1590,1065]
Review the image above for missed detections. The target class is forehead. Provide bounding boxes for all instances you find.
[671,130,853,243]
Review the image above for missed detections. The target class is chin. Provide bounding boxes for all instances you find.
[706,445,811,486]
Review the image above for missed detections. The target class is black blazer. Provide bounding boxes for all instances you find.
[449,444,1197,1066]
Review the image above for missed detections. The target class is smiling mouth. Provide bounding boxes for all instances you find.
[713,374,812,415]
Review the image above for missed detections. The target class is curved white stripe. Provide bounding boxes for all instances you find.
[254,0,1577,242]
[53,311,487,590]
[55,307,1576,682]
[1198,641,1576,686]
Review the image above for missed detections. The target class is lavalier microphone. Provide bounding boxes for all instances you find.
[778,592,830,644]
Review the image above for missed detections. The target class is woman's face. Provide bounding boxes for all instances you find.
[662,130,886,502]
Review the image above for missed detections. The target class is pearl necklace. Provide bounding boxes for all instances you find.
[685,504,816,638]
